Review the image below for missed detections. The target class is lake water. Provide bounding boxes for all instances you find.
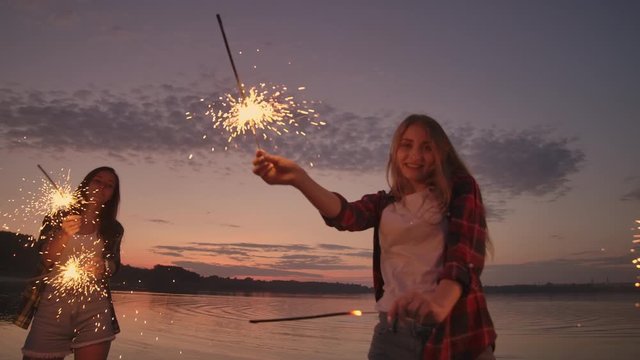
[0,292,638,359]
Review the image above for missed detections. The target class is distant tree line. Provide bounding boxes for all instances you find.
[1,231,636,298]
[0,231,372,295]
[110,264,373,295]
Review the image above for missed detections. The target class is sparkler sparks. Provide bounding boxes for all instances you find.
[186,14,325,152]
[35,165,80,218]
[2,167,81,238]
[208,83,323,144]
[49,249,106,300]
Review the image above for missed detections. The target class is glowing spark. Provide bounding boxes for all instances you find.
[2,168,81,238]
[49,250,105,301]
[197,14,324,157]
[208,84,322,144]
[36,168,79,217]
[350,310,363,316]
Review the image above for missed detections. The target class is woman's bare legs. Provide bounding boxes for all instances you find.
[74,341,111,360]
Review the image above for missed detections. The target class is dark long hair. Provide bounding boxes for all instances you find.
[77,167,121,247]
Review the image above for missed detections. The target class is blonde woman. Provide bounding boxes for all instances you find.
[253,114,496,359]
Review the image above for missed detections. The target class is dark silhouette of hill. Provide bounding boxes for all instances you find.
[0,231,39,277]
[1,231,636,296]
[0,231,371,295]
[109,264,373,295]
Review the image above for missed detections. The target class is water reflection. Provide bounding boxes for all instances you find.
[1,292,638,359]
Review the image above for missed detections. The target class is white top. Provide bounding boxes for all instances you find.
[375,189,447,312]
[59,232,104,261]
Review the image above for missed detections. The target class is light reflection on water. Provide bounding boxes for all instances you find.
[110,292,375,360]
[0,292,638,359]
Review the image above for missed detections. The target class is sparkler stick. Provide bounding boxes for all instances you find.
[216,13,261,149]
[216,14,245,99]
[249,310,376,323]
[37,164,61,192]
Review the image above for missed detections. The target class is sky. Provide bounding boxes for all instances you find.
[1,0,639,286]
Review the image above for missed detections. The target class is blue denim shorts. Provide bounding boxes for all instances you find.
[22,294,115,358]
[368,312,434,360]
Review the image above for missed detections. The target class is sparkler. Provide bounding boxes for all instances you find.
[215,13,260,148]
[209,83,322,144]
[36,164,79,217]
[2,166,80,237]
[49,248,106,301]
[210,14,324,148]
[249,310,375,323]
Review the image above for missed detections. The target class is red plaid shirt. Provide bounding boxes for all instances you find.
[323,174,496,360]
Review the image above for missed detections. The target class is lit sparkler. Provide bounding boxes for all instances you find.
[2,166,81,238]
[249,309,375,323]
[205,14,324,148]
[209,83,322,144]
[49,249,106,301]
[35,165,79,217]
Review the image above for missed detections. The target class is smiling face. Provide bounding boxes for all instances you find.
[86,170,117,207]
[395,123,435,193]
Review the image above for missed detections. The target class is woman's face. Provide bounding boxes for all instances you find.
[395,123,435,192]
[87,170,117,206]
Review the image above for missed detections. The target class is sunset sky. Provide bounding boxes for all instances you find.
[1,0,638,286]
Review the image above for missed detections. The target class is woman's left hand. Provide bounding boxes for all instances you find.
[388,291,449,325]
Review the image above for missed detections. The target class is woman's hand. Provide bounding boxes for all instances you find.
[388,280,462,325]
[60,215,82,237]
[388,291,446,325]
[252,150,305,186]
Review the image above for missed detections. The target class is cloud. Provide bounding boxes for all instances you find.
[483,198,512,222]
[190,242,313,252]
[153,245,251,258]
[348,250,372,258]
[151,241,370,277]
[154,251,184,258]
[464,128,585,198]
[273,254,368,271]
[218,223,241,228]
[620,186,640,202]
[0,86,225,160]
[147,218,171,224]
[172,260,321,279]
[155,241,638,285]
[317,243,357,251]
[0,86,585,203]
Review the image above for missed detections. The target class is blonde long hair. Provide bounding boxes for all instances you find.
[386,114,470,211]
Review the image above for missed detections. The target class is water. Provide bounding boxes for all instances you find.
[0,292,638,359]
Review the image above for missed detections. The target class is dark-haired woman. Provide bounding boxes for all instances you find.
[15,167,124,360]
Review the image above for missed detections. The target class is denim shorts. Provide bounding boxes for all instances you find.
[368,312,434,360]
[22,293,115,359]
